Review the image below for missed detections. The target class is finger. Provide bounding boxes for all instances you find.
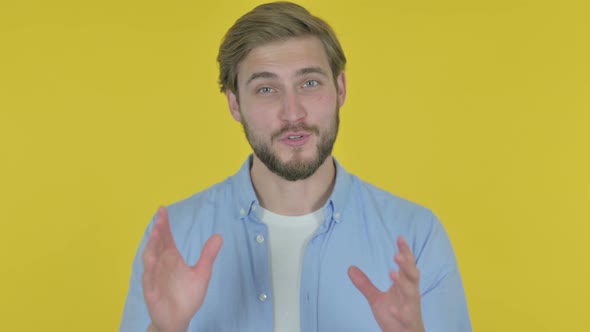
[141,208,169,289]
[192,234,224,278]
[391,257,421,306]
[348,266,381,304]
[395,254,420,283]
[142,251,156,294]
[156,206,175,249]
[387,270,405,303]
[142,227,160,293]
[397,236,415,260]
[142,222,162,266]
[389,267,418,301]
[395,237,420,283]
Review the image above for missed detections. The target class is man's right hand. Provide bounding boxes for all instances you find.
[142,207,223,332]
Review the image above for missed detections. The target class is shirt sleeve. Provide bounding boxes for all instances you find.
[417,213,472,332]
[119,217,156,332]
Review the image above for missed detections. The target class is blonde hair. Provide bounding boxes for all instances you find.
[217,1,346,96]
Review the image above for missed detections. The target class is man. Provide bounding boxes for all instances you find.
[120,2,471,331]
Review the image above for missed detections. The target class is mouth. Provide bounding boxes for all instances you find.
[280,131,309,140]
[279,132,311,146]
[287,135,304,140]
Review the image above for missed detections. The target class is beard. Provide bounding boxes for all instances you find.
[241,109,339,182]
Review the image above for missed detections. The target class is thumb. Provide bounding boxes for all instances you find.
[348,266,380,303]
[192,234,223,276]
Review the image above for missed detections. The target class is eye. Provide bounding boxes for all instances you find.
[303,80,319,87]
[258,87,274,94]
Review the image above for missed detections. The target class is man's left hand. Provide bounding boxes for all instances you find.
[348,236,425,332]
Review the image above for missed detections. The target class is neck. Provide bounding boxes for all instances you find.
[250,155,336,216]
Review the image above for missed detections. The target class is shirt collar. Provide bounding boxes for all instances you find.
[328,157,354,223]
[231,154,354,223]
[232,155,258,219]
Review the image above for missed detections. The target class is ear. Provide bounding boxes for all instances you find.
[226,89,241,122]
[336,72,347,107]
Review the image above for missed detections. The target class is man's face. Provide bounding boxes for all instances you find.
[226,36,347,181]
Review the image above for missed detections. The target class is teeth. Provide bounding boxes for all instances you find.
[288,135,303,140]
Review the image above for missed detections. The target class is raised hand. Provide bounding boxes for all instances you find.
[348,236,424,332]
[142,207,223,332]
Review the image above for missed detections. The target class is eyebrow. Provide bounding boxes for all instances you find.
[296,66,328,77]
[246,71,277,86]
[245,66,329,86]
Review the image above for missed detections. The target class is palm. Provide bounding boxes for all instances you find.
[142,207,223,332]
[360,282,419,331]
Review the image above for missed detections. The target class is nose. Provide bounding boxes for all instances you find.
[280,90,306,123]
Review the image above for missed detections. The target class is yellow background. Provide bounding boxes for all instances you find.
[1,0,588,330]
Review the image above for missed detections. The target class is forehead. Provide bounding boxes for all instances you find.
[237,36,331,84]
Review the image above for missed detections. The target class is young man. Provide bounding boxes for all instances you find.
[120,2,471,331]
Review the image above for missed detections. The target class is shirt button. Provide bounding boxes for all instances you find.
[256,234,265,243]
[252,205,257,211]
[334,212,341,220]
[258,293,268,302]
[239,208,246,216]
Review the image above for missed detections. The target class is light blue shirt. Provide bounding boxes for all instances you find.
[120,156,471,331]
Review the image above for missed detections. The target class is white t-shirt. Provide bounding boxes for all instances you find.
[259,207,324,332]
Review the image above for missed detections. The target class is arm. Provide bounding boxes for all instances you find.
[417,218,471,332]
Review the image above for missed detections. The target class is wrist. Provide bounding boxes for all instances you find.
[147,324,162,332]
[147,323,188,332]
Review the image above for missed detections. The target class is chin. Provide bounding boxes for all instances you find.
[280,149,317,163]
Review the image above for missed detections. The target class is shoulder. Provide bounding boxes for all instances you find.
[340,172,449,259]
[165,176,237,229]
[349,174,438,227]
[156,176,239,264]
[168,180,227,215]
[348,176,456,271]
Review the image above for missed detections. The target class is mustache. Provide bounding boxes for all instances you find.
[271,124,320,141]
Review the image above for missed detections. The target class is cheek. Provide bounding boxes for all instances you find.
[241,96,281,116]
[241,99,285,128]
[304,88,338,105]
[241,109,274,133]
[302,93,338,116]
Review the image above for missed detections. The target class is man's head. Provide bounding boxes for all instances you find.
[218,1,346,97]
[218,2,347,181]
